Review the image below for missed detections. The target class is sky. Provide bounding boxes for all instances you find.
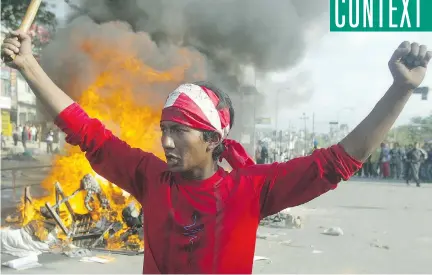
[47,0,431,134]
[270,31,432,133]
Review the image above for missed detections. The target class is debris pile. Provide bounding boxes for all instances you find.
[4,174,144,255]
[322,227,344,236]
[260,209,303,229]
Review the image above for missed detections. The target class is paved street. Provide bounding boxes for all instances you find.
[1,141,55,218]
[1,177,431,274]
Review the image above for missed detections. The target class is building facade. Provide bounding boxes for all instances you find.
[1,66,12,135]
[1,27,38,136]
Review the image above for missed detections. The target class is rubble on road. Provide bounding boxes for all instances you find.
[284,214,303,229]
[370,239,390,249]
[322,227,344,236]
[260,208,303,229]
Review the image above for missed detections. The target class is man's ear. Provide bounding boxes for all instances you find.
[206,133,222,152]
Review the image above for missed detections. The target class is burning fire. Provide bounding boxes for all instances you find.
[17,34,204,250]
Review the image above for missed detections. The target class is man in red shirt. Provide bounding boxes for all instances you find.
[2,31,431,273]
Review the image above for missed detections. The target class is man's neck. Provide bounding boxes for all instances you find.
[180,162,219,181]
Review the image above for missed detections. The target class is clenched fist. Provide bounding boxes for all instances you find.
[389,42,432,90]
[1,30,33,70]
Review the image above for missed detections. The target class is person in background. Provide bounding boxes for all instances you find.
[390,142,404,179]
[31,125,37,142]
[405,142,426,187]
[1,132,6,148]
[426,143,432,162]
[363,155,372,177]
[312,140,319,151]
[46,129,54,154]
[309,140,320,155]
[260,141,269,164]
[21,125,28,150]
[379,143,391,179]
[369,147,380,178]
[27,124,32,141]
[12,127,19,146]
[280,149,289,162]
[255,140,262,164]
[37,125,42,148]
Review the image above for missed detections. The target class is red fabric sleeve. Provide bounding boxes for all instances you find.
[237,144,361,218]
[54,103,164,202]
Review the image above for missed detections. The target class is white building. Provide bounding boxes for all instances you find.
[1,26,38,136]
[1,67,13,135]
[16,72,37,124]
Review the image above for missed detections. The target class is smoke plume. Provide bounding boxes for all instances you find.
[42,0,328,95]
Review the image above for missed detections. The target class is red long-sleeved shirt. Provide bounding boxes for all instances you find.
[55,103,361,274]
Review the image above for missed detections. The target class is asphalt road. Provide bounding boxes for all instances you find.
[1,179,431,274]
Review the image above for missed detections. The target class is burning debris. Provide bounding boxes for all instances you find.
[5,174,144,255]
[80,174,110,212]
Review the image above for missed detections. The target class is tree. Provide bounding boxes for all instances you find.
[388,113,432,145]
[1,0,57,53]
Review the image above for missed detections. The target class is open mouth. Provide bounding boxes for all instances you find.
[165,155,180,165]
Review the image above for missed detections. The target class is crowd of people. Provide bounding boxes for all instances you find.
[357,142,431,186]
[8,123,58,154]
[255,139,431,186]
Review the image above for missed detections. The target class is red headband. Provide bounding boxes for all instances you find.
[161,83,255,169]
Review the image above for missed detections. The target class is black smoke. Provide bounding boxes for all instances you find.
[60,0,328,92]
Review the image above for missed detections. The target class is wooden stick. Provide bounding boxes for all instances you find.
[3,0,42,61]
[45,202,69,235]
[19,0,43,33]
[54,182,76,221]
[24,186,33,204]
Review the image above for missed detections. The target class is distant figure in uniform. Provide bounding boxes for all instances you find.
[405,142,426,187]
[390,142,404,179]
[21,126,28,150]
[256,141,268,164]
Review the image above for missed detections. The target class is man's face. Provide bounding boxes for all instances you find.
[160,121,213,172]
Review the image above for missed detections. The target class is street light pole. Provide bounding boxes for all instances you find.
[300,113,309,155]
[275,88,289,160]
[312,112,315,143]
[252,74,257,157]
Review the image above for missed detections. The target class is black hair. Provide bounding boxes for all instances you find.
[193,81,235,160]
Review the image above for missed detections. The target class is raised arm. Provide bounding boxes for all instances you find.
[340,41,431,162]
[1,30,164,201]
[242,42,430,218]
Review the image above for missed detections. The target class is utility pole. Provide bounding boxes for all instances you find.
[274,91,279,162]
[287,120,292,159]
[252,73,257,157]
[312,112,315,143]
[300,113,309,155]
